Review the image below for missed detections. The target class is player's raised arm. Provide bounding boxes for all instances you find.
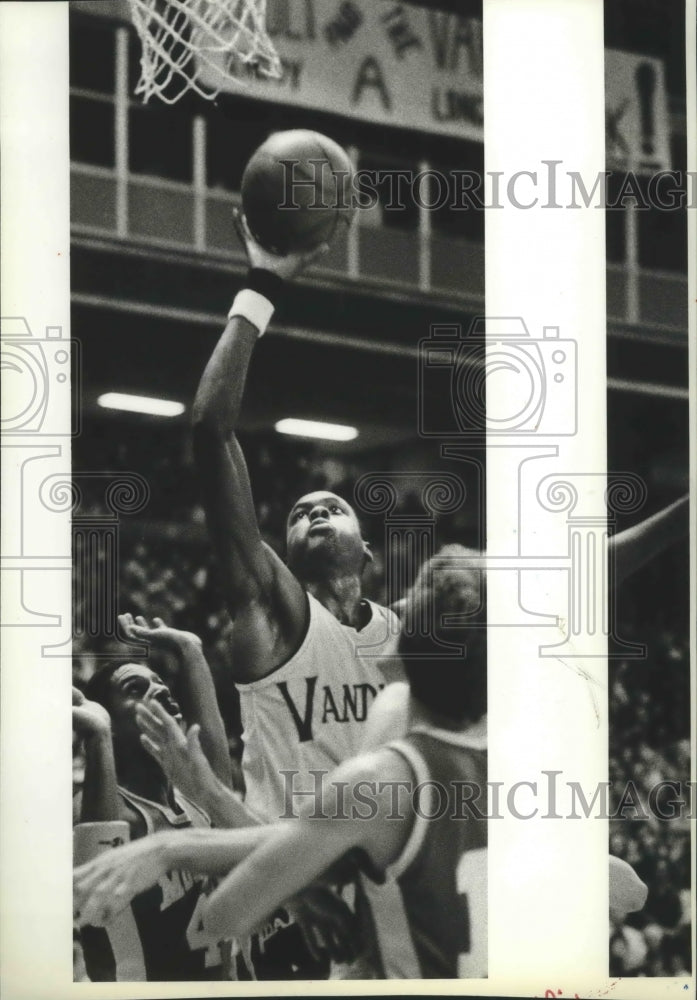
[191,213,327,673]
[190,266,290,614]
[609,493,689,587]
[72,687,120,824]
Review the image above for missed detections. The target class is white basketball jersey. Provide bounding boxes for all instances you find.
[236,593,400,820]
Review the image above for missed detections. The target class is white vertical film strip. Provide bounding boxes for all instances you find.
[0,2,72,997]
[485,0,609,991]
[0,1,695,999]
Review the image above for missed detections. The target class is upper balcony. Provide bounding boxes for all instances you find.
[69,16,688,348]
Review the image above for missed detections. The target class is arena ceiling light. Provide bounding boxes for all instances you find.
[97,392,185,417]
[275,418,358,442]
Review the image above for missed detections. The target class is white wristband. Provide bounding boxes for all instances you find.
[227,289,274,336]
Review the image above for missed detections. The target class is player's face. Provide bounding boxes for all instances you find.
[286,491,369,578]
[107,663,183,749]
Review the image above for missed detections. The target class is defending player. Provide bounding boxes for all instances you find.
[363,497,680,951]
[382,493,688,730]
[73,614,237,981]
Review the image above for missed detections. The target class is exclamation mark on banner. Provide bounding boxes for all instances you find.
[635,61,656,158]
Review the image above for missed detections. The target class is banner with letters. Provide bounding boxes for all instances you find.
[198,0,484,141]
[198,1,671,169]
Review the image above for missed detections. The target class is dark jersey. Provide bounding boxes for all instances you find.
[362,719,488,979]
[80,786,228,982]
[233,906,330,981]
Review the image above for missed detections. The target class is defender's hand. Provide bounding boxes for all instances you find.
[233,209,328,280]
[74,834,171,927]
[136,700,218,803]
[118,612,202,652]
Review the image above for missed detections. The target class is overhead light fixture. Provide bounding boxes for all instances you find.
[97,392,185,417]
[275,418,358,442]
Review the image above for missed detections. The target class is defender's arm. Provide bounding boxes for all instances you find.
[609,494,688,587]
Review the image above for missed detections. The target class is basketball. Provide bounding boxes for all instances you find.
[241,130,355,255]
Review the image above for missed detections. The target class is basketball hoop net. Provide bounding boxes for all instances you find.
[127,0,282,104]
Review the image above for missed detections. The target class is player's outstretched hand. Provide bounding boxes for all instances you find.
[232,208,329,280]
[136,700,218,804]
[287,884,362,965]
[72,686,111,739]
[74,833,171,928]
[118,612,202,652]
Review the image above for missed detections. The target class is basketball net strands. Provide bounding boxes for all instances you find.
[126,0,282,104]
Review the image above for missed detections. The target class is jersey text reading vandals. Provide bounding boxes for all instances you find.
[277,676,385,742]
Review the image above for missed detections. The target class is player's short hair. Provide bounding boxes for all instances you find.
[414,543,484,588]
[398,577,486,724]
[84,658,147,714]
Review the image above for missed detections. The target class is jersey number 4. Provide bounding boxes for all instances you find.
[186,893,224,968]
[456,847,487,978]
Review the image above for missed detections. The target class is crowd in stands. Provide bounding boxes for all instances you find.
[72,426,692,978]
[608,617,692,978]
